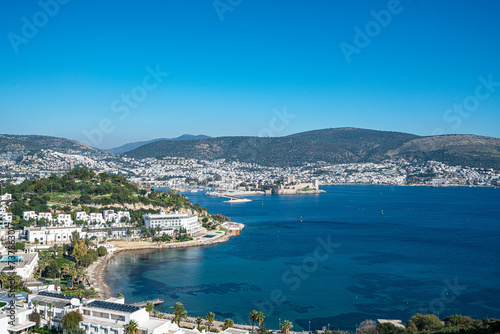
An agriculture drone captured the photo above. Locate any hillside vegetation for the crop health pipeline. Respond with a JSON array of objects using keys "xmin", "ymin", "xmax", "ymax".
[
  {"xmin": 2, "ymin": 168, "xmax": 223, "ymax": 230},
  {"xmin": 125, "ymin": 128, "xmax": 500, "ymax": 169},
  {"xmin": 0, "ymin": 134, "xmax": 100, "ymax": 153}
]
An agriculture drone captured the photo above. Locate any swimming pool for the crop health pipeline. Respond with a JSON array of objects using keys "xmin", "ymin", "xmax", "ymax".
[{"xmin": 0, "ymin": 255, "xmax": 23, "ymax": 263}]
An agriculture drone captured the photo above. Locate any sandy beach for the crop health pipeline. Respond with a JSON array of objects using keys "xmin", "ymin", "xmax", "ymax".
[{"xmin": 87, "ymin": 232, "xmax": 231, "ymax": 299}]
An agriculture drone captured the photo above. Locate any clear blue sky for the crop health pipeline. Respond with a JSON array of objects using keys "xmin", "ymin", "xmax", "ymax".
[{"xmin": 1, "ymin": 0, "xmax": 499, "ymax": 148}]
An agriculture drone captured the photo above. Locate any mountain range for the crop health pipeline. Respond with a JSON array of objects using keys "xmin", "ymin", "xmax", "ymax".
[
  {"xmin": 2, "ymin": 129, "xmax": 499, "ymax": 169},
  {"xmin": 0, "ymin": 134, "xmax": 99, "ymax": 154},
  {"xmin": 124, "ymin": 128, "xmax": 500, "ymax": 169}
]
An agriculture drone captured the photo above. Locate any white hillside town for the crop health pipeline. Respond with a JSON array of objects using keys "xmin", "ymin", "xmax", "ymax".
[{"xmin": 1, "ymin": 148, "xmax": 499, "ymax": 189}]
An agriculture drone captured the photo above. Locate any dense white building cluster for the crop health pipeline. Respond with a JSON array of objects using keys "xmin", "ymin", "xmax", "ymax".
[{"xmin": 1, "ymin": 149, "xmax": 499, "ymax": 191}]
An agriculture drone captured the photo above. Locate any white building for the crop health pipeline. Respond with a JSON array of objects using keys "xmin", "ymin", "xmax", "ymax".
[
  {"xmin": 0, "ymin": 307, "xmax": 35, "ymax": 334},
  {"xmin": 23, "ymin": 211, "xmax": 37, "ymax": 221},
  {"xmin": 116, "ymin": 211, "xmax": 131, "ymax": 223},
  {"xmin": 38, "ymin": 212, "xmax": 53, "ymax": 222},
  {"xmin": 103, "ymin": 210, "xmax": 116, "ymax": 222},
  {"xmin": 25, "ymin": 226, "xmax": 81, "ymax": 245},
  {"xmin": 75, "ymin": 211, "xmax": 89, "ymax": 222},
  {"xmin": 57, "ymin": 214, "xmax": 73, "ymax": 226},
  {"xmin": 0, "ymin": 243, "xmax": 39, "ymax": 279},
  {"xmin": 89, "ymin": 213, "xmax": 104, "ymax": 224},
  {"xmin": 143, "ymin": 211, "xmax": 202, "ymax": 236},
  {"xmin": 0, "ymin": 193, "xmax": 12, "ymax": 203},
  {"xmin": 0, "ymin": 206, "xmax": 12, "ymax": 226}
]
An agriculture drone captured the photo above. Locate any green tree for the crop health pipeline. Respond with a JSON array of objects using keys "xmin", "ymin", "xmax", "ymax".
[
  {"xmin": 196, "ymin": 317, "xmax": 203, "ymax": 330},
  {"xmin": 258, "ymin": 322, "xmax": 270, "ymax": 334},
  {"xmin": 28, "ymin": 311, "xmax": 41, "ymax": 328},
  {"xmin": 170, "ymin": 302, "xmax": 188, "ymax": 326},
  {"xmin": 281, "ymin": 320, "xmax": 293, "ymax": 334},
  {"xmin": 48, "ymin": 302, "xmax": 55, "ymax": 329},
  {"xmin": 256, "ymin": 311, "xmax": 265, "ymax": 326},
  {"xmin": 146, "ymin": 302, "xmax": 154, "ymax": 313},
  {"xmin": 67, "ymin": 328, "xmax": 86, "ymax": 334},
  {"xmin": 97, "ymin": 246, "xmax": 108, "ymax": 256},
  {"xmin": 62, "ymin": 311, "xmax": 84, "ymax": 331},
  {"xmin": 224, "ymin": 319, "xmax": 234, "ymax": 330},
  {"xmin": 444, "ymin": 314, "xmax": 473, "ymax": 327},
  {"xmin": 206, "ymin": 312, "xmax": 215, "ymax": 331},
  {"xmin": 411, "ymin": 314, "xmax": 443, "ymax": 332},
  {"xmin": 377, "ymin": 323, "xmax": 406, "ymax": 334},
  {"xmin": 125, "ymin": 320, "xmax": 139, "ymax": 334},
  {"xmin": 249, "ymin": 310, "xmax": 259, "ymax": 333}
]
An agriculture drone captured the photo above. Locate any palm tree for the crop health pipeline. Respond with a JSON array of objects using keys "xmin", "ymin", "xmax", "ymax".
[
  {"xmin": 206, "ymin": 312, "xmax": 215, "ymax": 331},
  {"xmin": 170, "ymin": 302, "xmax": 188, "ymax": 326},
  {"xmin": 48, "ymin": 302, "xmax": 55, "ymax": 329},
  {"xmin": 125, "ymin": 320, "xmax": 139, "ymax": 334},
  {"xmin": 146, "ymin": 302, "xmax": 154, "ymax": 313},
  {"xmin": 0, "ymin": 272, "xmax": 8, "ymax": 289},
  {"xmin": 281, "ymin": 320, "xmax": 293, "ymax": 334},
  {"xmin": 224, "ymin": 319, "xmax": 234, "ymax": 330},
  {"xmin": 83, "ymin": 288, "xmax": 99, "ymax": 298},
  {"xmin": 196, "ymin": 317, "xmax": 203, "ymax": 330},
  {"xmin": 256, "ymin": 312, "xmax": 265, "ymax": 327},
  {"xmin": 32, "ymin": 299, "xmax": 40, "ymax": 314},
  {"xmin": 249, "ymin": 310, "xmax": 259, "ymax": 332}
]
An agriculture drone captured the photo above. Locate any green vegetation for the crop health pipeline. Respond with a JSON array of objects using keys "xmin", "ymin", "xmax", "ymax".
[
  {"xmin": 0, "ymin": 134, "xmax": 101, "ymax": 154},
  {"xmin": 125, "ymin": 128, "xmax": 500, "ymax": 169},
  {"xmin": 351, "ymin": 315, "xmax": 500, "ymax": 334},
  {"xmin": 61, "ymin": 311, "xmax": 83, "ymax": 330},
  {"xmin": 170, "ymin": 302, "xmax": 188, "ymax": 326},
  {"xmin": 2, "ymin": 168, "xmax": 221, "ymax": 229}
]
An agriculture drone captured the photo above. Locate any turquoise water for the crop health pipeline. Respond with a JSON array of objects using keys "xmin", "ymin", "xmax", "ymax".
[
  {"xmin": 105, "ymin": 185, "xmax": 500, "ymax": 330},
  {"xmin": 0, "ymin": 255, "xmax": 23, "ymax": 262}
]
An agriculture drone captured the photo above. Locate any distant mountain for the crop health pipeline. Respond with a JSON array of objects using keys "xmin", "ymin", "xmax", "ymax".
[
  {"xmin": 0, "ymin": 134, "xmax": 100, "ymax": 154},
  {"xmin": 125, "ymin": 128, "xmax": 500, "ymax": 169},
  {"xmin": 106, "ymin": 134, "xmax": 211, "ymax": 154}
]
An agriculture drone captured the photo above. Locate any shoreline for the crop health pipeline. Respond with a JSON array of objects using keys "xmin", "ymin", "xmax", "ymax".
[{"xmin": 88, "ymin": 232, "xmax": 232, "ymax": 299}]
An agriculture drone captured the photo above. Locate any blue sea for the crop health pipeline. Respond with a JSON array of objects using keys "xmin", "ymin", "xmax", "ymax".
[{"xmin": 105, "ymin": 185, "xmax": 500, "ymax": 331}]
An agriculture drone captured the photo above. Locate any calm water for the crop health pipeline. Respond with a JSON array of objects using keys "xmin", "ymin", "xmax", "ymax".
[{"xmin": 105, "ymin": 185, "xmax": 500, "ymax": 330}]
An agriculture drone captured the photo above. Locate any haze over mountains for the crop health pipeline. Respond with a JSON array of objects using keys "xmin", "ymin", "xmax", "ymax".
[{"xmin": 2, "ymin": 128, "xmax": 500, "ymax": 169}]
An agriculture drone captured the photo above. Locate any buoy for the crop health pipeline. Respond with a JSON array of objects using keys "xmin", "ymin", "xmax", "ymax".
[{"xmin": 300, "ymin": 217, "xmax": 303, "ymax": 223}]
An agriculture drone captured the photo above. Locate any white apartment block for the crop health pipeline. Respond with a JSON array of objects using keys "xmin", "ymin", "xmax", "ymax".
[
  {"xmin": 0, "ymin": 206, "xmax": 12, "ymax": 226},
  {"xmin": 117, "ymin": 211, "xmax": 131, "ymax": 222},
  {"xmin": 103, "ymin": 209, "xmax": 116, "ymax": 222},
  {"xmin": 25, "ymin": 226, "xmax": 81, "ymax": 244},
  {"xmin": 38, "ymin": 212, "xmax": 53, "ymax": 222},
  {"xmin": 0, "ymin": 193, "xmax": 12, "ymax": 202},
  {"xmin": 57, "ymin": 213, "xmax": 73, "ymax": 226},
  {"xmin": 75, "ymin": 211, "xmax": 89, "ymax": 221},
  {"xmin": 0, "ymin": 307, "xmax": 34, "ymax": 334},
  {"xmin": 143, "ymin": 211, "xmax": 202, "ymax": 236},
  {"xmin": 23, "ymin": 211, "xmax": 37, "ymax": 221},
  {"xmin": 89, "ymin": 212, "xmax": 104, "ymax": 224}
]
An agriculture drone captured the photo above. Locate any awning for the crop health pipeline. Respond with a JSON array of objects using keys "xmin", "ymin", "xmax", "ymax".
[{"xmin": 8, "ymin": 321, "xmax": 37, "ymax": 332}]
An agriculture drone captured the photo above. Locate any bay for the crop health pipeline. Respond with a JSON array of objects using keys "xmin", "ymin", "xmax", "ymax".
[{"xmin": 105, "ymin": 185, "xmax": 500, "ymax": 331}]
